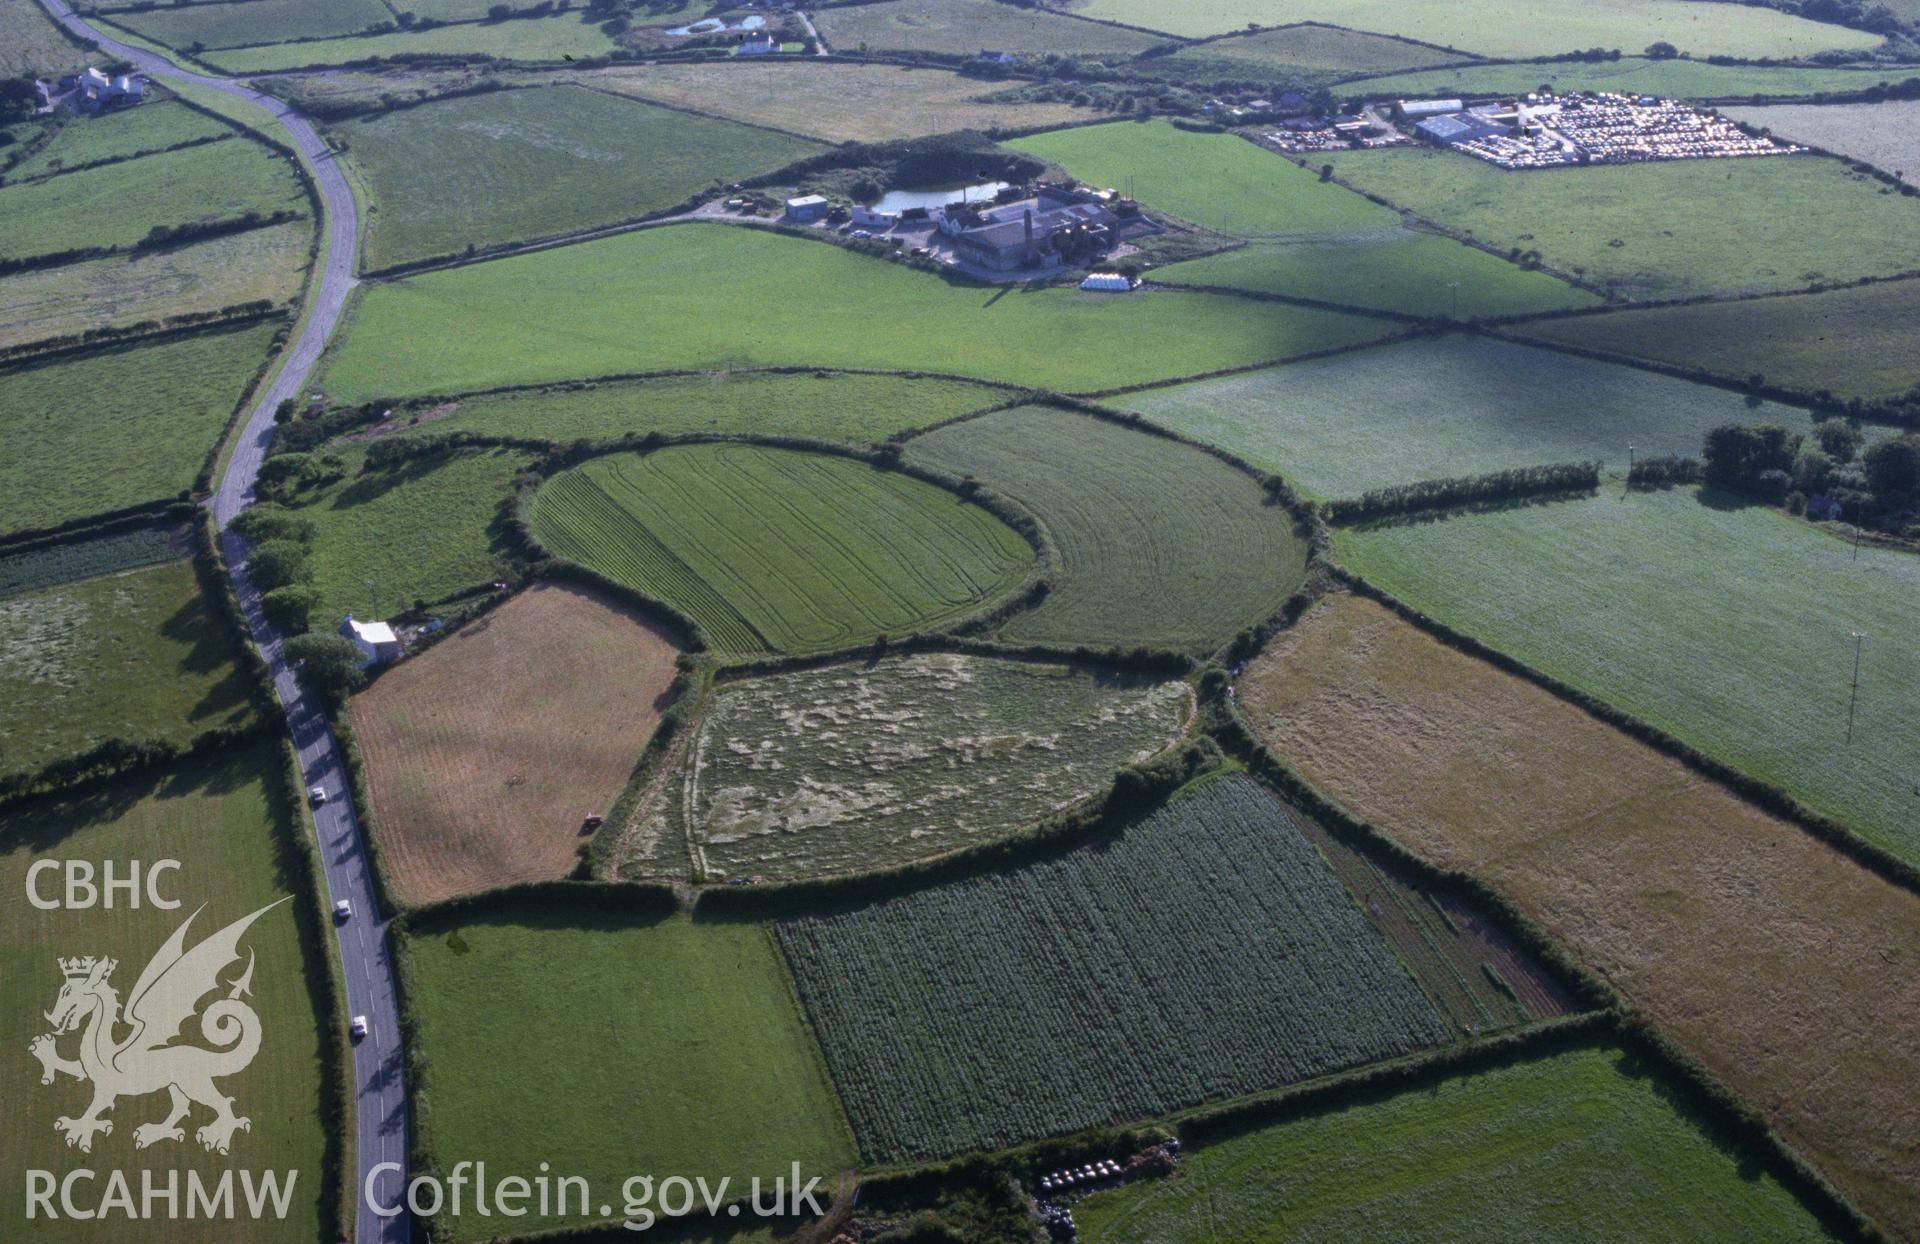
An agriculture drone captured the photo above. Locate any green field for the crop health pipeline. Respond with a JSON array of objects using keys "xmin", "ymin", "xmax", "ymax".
[
  {"xmin": 111, "ymin": 0, "xmax": 392, "ymax": 51},
  {"xmin": 1335, "ymin": 486, "xmax": 1920, "ymax": 866},
  {"xmin": 1075, "ymin": 1045, "xmax": 1837, "ymax": 1243},
  {"xmin": 1144, "ymin": 24, "xmax": 1470, "ymax": 86},
  {"xmin": 0, "ymin": 319, "xmax": 281, "ymax": 536},
  {"xmin": 629, "ymin": 653, "xmax": 1190, "ymax": 880},
  {"xmin": 1729, "ymin": 99, "xmax": 1920, "ymax": 181},
  {"xmin": 1120, "ymin": 336, "xmax": 1830, "ymax": 499},
  {"xmin": 0, "ymin": 0, "xmax": 89, "ymax": 77},
  {"xmin": 1318, "ymin": 146, "xmax": 1920, "ymax": 300},
  {"xmin": 527, "ymin": 444, "xmax": 1034, "ymax": 653},
  {"xmin": 1069, "ymin": 0, "xmax": 1880, "ymax": 58},
  {"xmin": 1008, "ymin": 121, "xmax": 1595, "ymax": 317},
  {"xmin": 318, "ymin": 224, "xmax": 1395, "ymax": 402},
  {"xmin": 0, "ymin": 137, "xmax": 306, "ymax": 262},
  {"xmin": 0, "ymin": 745, "xmax": 331, "ymax": 1244},
  {"xmin": 178, "ymin": 12, "xmax": 619, "ymax": 72},
  {"xmin": 1347, "ymin": 57, "xmax": 1920, "ymax": 103},
  {"xmin": 778, "ymin": 775, "xmax": 1451, "ymax": 1162},
  {"xmin": 812, "ymin": 0, "xmax": 1162, "ymax": 56},
  {"xmin": 909, "ymin": 407, "xmax": 1309, "ymax": 651},
  {"xmin": 285, "ymin": 445, "xmax": 526, "ymax": 627},
  {"xmin": 1515, "ymin": 280, "xmax": 1920, "ymax": 401},
  {"xmin": 405, "ymin": 909, "xmax": 855, "ymax": 1242},
  {"xmin": 0, "ymin": 557, "xmax": 257, "ymax": 775},
  {"xmin": 341, "ymin": 84, "xmax": 823, "ymax": 271},
  {"xmin": 0, "ymin": 220, "xmax": 309, "ymax": 348},
  {"xmin": 5, "ymin": 102, "xmax": 233, "ymax": 181},
  {"xmin": 0, "ymin": 523, "xmax": 180, "ymax": 597},
  {"xmin": 373, "ymin": 372, "xmax": 1009, "ymax": 448}
]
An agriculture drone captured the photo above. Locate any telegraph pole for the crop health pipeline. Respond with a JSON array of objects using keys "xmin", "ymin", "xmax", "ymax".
[
  {"xmin": 1846, "ymin": 630, "xmax": 1867, "ymax": 745},
  {"xmin": 1447, "ymin": 279, "xmax": 1460, "ymax": 320}
]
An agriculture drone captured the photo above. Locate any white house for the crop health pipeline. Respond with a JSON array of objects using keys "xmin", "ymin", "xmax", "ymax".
[
  {"xmin": 737, "ymin": 31, "xmax": 779, "ymax": 54},
  {"xmin": 783, "ymin": 194, "xmax": 829, "ymax": 223},
  {"xmin": 339, "ymin": 616, "xmax": 403, "ymax": 667},
  {"xmin": 850, "ymin": 204, "xmax": 898, "ymax": 229}
]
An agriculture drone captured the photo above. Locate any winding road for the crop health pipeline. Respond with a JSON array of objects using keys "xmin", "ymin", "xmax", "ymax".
[{"xmin": 32, "ymin": 4, "xmax": 407, "ymax": 1240}]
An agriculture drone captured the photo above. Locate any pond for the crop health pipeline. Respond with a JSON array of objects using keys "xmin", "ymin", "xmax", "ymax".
[
  {"xmin": 664, "ymin": 13, "xmax": 766, "ymax": 35},
  {"xmin": 871, "ymin": 181, "xmax": 1012, "ymax": 214}
]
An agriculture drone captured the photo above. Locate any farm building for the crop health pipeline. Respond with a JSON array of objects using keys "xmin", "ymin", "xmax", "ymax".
[
  {"xmin": 975, "ymin": 50, "xmax": 1017, "ymax": 65},
  {"xmin": 736, "ymin": 32, "xmax": 780, "ymax": 55},
  {"xmin": 1415, "ymin": 113, "xmax": 1512, "ymax": 147},
  {"xmin": 58, "ymin": 67, "xmax": 145, "ymax": 113},
  {"xmin": 1398, "ymin": 98, "xmax": 1464, "ymax": 120},
  {"xmin": 783, "ymin": 194, "xmax": 829, "ymax": 223},
  {"xmin": 950, "ymin": 203, "xmax": 1121, "ymax": 272},
  {"xmin": 851, "ymin": 204, "xmax": 899, "ymax": 229},
  {"xmin": 340, "ymin": 616, "xmax": 403, "ymax": 667}
]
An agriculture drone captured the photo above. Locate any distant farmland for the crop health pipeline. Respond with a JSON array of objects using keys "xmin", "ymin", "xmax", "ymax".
[
  {"xmin": 1334, "ymin": 487, "xmax": 1920, "ymax": 867},
  {"xmin": 1728, "ymin": 99, "xmax": 1920, "ymax": 183},
  {"xmin": 909, "ymin": 407, "xmax": 1309, "ymax": 652},
  {"xmin": 628, "ymin": 653, "xmax": 1190, "ymax": 880},
  {"xmin": 1515, "ymin": 280, "xmax": 1920, "ymax": 401},
  {"xmin": 0, "ymin": 319, "xmax": 282, "ymax": 536},
  {"xmin": 778, "ymin": 775, "xmax": 1451, "ymax": 1162},
  {"xmin": 1007, "ymin": 121, "xmax": 1593, "ymax": 318},
  {"xmin": 812, "ymin": 0, "xmax": 1162, "ymax": 56},
  {"xmin": 352, "ymin": 582, "xmax": 681, "ymax": 905},
  {"xmin": 1067, "ymin": 0, "xmax": 1879, "ymax": 57},
  {"xmin": 317, "ymin": 224, "xmax": 1397, "ymax": 402},
  {"xmin": 1318, "ymin": 146, "xmax": 1920, "ymax": 300},
  {"xmin": 1120, "ymin": 336, "xmax": 1830, "ymax": 499},
  {"xmin": 164, "ymin": 13, "xmax": 620, "ymax": 73},
  {"xmin": 108, "ymin": 0, "xmax": 393, "ymax": 52},
  {"xmin": 1347, "ymin": 56, "xmax": 1918, "ymax": 102},
  {"xmin": 1145, "ymin": 24, "xmax": 1471, "ymax": 87},
  {"xmin": 1076, "ymin": 1044, "xmax": 1839, "ymax": 1243},
  {"xmin": 340, "ymin": 85, "xmax": 823, "ymax": 271},
  {"xmin": 527, "ymin": 444, "xmax": 1034, "ymax": 654},
  {"xmin": 0, "ymin": 556, "xmax": 256, "ymax": 776},
  {"xmin": 1243, "ymin": 591, "xmax": 1920, "ymax": 1237}
]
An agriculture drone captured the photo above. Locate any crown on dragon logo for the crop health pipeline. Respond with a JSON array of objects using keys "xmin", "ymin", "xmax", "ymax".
[{"xmin": 59, "ymin": 956, "xmax": 115, "ymax": 980}]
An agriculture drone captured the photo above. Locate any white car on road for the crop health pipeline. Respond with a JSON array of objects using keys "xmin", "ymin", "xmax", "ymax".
[
  {"xmin": 350, "ymin": 1015, "xmax": 369, "ymax": 1041},
  {"xmin": 308, "ymin": 785, "xmax": 327, "ymax": 806},
  {"xmin": 333, "ymin": 899, "xmax": 352, "ymax": 921}
]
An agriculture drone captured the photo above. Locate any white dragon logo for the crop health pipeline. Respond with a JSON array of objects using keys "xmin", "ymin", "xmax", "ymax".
[{"xmin": 28, "ymin": 899, "xmax": 287, "ymax": 1156}]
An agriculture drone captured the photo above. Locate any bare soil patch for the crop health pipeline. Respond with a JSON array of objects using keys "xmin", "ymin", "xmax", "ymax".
[
  {"xmin": 1242, "ymin": 591, "xmax": 1920, "ymax": 1238},
  {"xmin": 352, "ymin": 581, "xmax": 681, "ymax": 905}
]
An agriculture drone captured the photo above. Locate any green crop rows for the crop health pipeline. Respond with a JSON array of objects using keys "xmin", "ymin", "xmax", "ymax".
[
  {"xmin": 910, "ymin": 407, "xmax": 1309, "ymax": 652},
  {"xmin": 528, "ymin": 444, "xmax": 1034, "ymax": 654},
  {"xmin": 0, "ymin": 524, "xmax": 181, "ymax": 597},
  {"xmin": 629, "ymin": 653, "xmax": 1190, "ymax": 880},
  {"xmin": 777, "ymin": 775, "xmax": 1452, "ymax": 1162}
]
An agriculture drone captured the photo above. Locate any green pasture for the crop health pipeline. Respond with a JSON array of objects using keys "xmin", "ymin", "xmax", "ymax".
[
  {"xmin": 1729, "ymin": 99, "xmax": 1920, "ymax": 181},
  {"xmin": 1069, "ymin": 0, "xmax": 1880, "ymax": 58},
  {"xmin": 1008, "ymin": 121, "xmax": 1593, "ymax": 317},
  {"xmin": 1336, "ymin": 486, "xmax": 1920, "ymax": 866},
  {"xmin": 0, "ymin": 0, "xmax": 89, "ymax": 76},
  {"xmin": 376, "ymin": 372, "xmax": 1008, "ymax": 447},
  {"xmin": 111, "ymin": 0, "xmax": 392, "ymax": 52},
  {"xmin": 178, "ymin": 12, "xmax": 619, "ymax": 72},
  {"xmin": 1120, "ymin": 336, "xmax": 1829, "ymax": 498},
  {"xmin": 0, "ymin": 557, "xmax": 257, "ymax": 775},
  {"xmin": 779, "ymin": 775, "xmax": 1450, "ymax": 1162},
  {"xmin": 341, "ymin": 84, "xmax": 823, "ymax": 272},
  {"xmin": 405, "ymin": 910, "xmax": 854, "ymax": 1242},
  {"xmin": 811, "ymin": 0, "xmax": 1162, "ymax": 56},
  {"xmin": 527, "ymin": 443, "xmax": 1033, "ymax": 653},
  {"xmin": 5, "ymin": 102, "xmax": 232, "ymax": 181},
  {"xmin": 0, "ymin": 745, "xmax": 331, "ymax": 1244},
  {"xmin": 287, "ymin": 446, "xmax": 527, "ymax": 628},
  {"xmin": 1076, "ymin": 1044, "xmax": 1837, "ymax": 1243},
  {"xmin": 317, "ymin": 224, "xmax": 1395, "ymax": 402},
  {"xmin": 1347, "ymin": 57, "xmax": 1920, "ymax": 103},
  {"xmin": 1318, "ymin": 146, "xmax": 1920, "ymax": 300},
  {"xmin": 1145, "ymin": 24, "xmax": 1469, "ymax": 86},
  {"xmin": 909, "ymin": 406, "xmax": 1309, "ymax": 652},
  {"xmin": 0, "ymin": 319, "xmax": 282, "ymax": 536},
  {"xmin": 1515, "ymin": 280, "xmax": 1920, "ymax": 401},
  {"xmin": 0, "ymin": 136, "xmax": 306, "ymax": 262}
]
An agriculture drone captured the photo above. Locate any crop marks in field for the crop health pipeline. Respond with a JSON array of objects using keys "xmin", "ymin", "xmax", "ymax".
[
  {"xmin": 527, "ymin": 444, "xmax": 1034, "ymax": 655},
  {"xmin": 909, "ymin": 407, "xmax": 1308, "ymax": 652},
  {"xmin": 353, "ymin": 582, "xmax": 682, "ymax": 905},
  {"xmin": 0, "ymin": 522, "xmax": 183, "ymax": 597},
  {"xmin": 625, "ymin": 652, "xmax": 1190, "ymax": 880},
  {"xmin": 777, "ymin": 774, "xmax": 1451, "ymax": 1162}
]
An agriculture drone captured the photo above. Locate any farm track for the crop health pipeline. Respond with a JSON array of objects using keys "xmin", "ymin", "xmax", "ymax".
[{"xmin": 31, "ymin": 2, "xmax": 406, "ymax": 1240}]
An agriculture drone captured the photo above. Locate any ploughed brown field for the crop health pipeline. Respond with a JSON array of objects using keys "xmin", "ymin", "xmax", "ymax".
[
  {"xmin": 352, "ymin": 582, "xmax": 681, "ymax": 905},
  {"xmin": 1242, "ymin": 591, "xmax": 1920, "ymax": 1238}
]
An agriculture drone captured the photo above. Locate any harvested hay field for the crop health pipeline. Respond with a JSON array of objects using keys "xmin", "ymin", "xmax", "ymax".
[
  {"xmin": 352, "ymin": 582, "xmax": 681, "ymax": 905},
  {"xmin": 623, "ymin": 652, "xmax": 1192, "ymax": 880},
  {"xmin": 1240, "ymin": 591, "xmax": 1920, "ymax": 1238}
]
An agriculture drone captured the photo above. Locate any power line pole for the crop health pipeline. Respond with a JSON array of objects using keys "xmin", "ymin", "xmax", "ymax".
[
  {"xmin": 1846, "ymin": 630, "xmax": 1867, "ymax": 745},
  {"xmin": 1447, "ymin": 279, "xmax": 1460, "ymax": 320}
]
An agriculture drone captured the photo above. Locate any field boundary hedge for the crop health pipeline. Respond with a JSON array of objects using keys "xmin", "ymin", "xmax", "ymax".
[
  {"xmin": 1325, "ymin": 568, "xmax": 1920, "ymax": 898},
  {"xmin": 0, "ymin": 302, "xmax": 288, "ymax": 369},
  {"xmin": 1323, "ymin": 460, "xmax": 1601, "ymax": 524},
  {"xmin": 0, "ymin": 130, "xmax": 234, "ymax": 189},
  {"xmin": 0, "ymin": 499, "xmax": 195, "ymax": 557}
]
